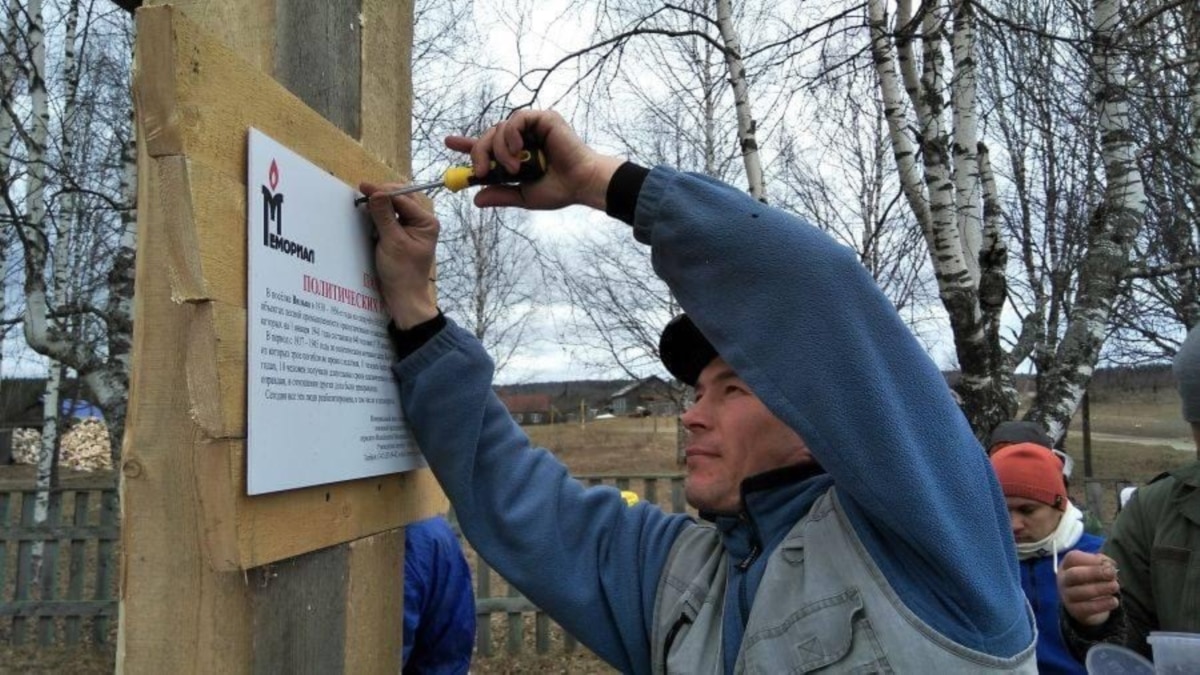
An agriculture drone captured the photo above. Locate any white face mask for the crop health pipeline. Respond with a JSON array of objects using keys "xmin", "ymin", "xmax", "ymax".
[{"xmin": 1015, "ymin": 502, "xmax": 1084, "ymax": 572}]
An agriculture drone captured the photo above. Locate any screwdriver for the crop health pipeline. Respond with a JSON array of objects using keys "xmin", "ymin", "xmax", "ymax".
[{"xmin": 354, "ymin": 133, "xmax": 547, "ymax": 205}]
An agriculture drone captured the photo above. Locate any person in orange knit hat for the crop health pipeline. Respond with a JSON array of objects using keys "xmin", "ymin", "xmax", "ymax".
[{"xmin": 991, "ymin": 443, "xmax": 1104, "ymax": 675}]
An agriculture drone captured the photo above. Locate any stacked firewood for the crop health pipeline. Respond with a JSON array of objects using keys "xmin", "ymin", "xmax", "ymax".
[{"xmin": 10, "ymin": 418, "xmax": 113, "ymax": 472}]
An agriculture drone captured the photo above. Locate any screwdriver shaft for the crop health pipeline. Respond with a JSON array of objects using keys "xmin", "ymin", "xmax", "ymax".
[{"xmin": 353, "ymin": 179, "xmax": 445, "ymax": 205}]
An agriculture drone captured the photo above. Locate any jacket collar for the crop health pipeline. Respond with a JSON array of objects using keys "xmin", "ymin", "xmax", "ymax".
[{"xmin": 701, "ymin": 463, "xmax": 833, "ymax": 563}]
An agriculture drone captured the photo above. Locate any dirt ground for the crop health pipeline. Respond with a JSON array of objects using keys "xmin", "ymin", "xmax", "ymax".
[{"xmin": 0, "ymin": 388, "xmax": 1193, "ymax": 672}]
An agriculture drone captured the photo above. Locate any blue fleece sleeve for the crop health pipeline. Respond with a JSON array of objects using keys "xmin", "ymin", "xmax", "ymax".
[
  {"xmin": 393, "ymin": 324, "xmax": 691, "ymax": 675},
  {"xmin": 636, "ymin": 167, "xmax": 1033, "ymax": 657}
]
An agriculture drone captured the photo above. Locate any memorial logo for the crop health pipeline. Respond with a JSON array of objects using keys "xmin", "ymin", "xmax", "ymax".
[{"xmin": 261, "ymin": 159, "xmax": 316, "ymax": 264}]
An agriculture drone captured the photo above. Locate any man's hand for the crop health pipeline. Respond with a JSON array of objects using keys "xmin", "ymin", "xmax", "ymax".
[
  {"xmin": 357, "ymin": 184, "xmax": 439, "ymax": 330},
  {"xmin": 1058, "ymin": 550, "xmax": 1122, "ymax": 626},
  {"xmin": 445, "ymin": 110, "xmax": 624, "ymax": 212}
]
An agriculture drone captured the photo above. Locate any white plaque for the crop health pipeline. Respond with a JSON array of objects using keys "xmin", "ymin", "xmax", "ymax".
[{"xmin": 246, "ymin": 128, "xmax": 423, "ymax": 494}]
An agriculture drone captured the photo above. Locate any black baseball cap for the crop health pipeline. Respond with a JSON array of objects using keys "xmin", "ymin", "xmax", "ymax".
[
  {"xmin": 659, "ymin": 314, "xmax": 718, "ymax": 386},
  {"xmin": 988, "ymin": 421, "xmax": 1053, "ymax": 451}
]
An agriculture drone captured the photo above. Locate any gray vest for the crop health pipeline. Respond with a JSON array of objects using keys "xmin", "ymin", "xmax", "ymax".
[{"xmin": 650, "ymin": 488, "xmax": 1037, "ymax": 674}]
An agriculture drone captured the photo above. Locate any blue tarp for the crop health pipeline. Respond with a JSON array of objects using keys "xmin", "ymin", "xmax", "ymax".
[{"xmin": 60, "ymin": 398, "xmax": 104, "ymax": 421}]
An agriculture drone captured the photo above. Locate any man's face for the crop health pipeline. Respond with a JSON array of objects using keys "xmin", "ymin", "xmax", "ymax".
[
  {"xmin": 680, "ymin": 358, "xmax": 812, "ymax": 513},
  {"xmin": 1004, "ymin": 496, "xmax": 1062, "ymax": 543}
]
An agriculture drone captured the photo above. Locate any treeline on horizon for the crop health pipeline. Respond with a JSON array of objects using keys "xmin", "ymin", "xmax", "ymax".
[{"xmin": 0, "ymin": 362, "xmax": 1177, "ymax": 426}]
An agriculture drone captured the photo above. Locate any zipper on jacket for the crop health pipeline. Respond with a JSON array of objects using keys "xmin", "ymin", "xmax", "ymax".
[
  {"xmin": 737, "ymin": 545, "xmax": 760, "ymax": 571},
  {"xmin": 662, "ymin": 614, "xmax": 693, "ymax": 674},
  {"xmin": 737, "ymin": 544, "xmax": 760, "ymax": 624}
]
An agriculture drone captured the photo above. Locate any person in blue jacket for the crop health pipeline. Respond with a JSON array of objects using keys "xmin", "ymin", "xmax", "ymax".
[
  {"xmin": 359, "ymin": 110, "xmax": 1036, "ymax": 673},
  {"xmin": 990, "ymin": 442, "xmax": 1104, "ymax": 674},
  {"xmin": 403, "ymin": 516, "xmax": 475, "ymax": 674}
]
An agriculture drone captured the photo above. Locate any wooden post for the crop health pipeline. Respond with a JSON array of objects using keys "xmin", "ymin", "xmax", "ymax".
[{"xmin": 119, "ymin": 5, "xmax": 442, "ymax": 673}]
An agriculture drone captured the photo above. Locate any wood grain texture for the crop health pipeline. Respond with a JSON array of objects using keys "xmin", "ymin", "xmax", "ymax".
[
  {"xmin": 135, "ymin": 6, "xmax": 388, "ymax": 184},
  {"xmin": 122, "ymin": 6, "xmax": 435, "ymax": 672},
  {"xmin": 361, "ymin": 0, "xmax": 413, "ymax": 175},
  {"xmin": 343, "ymin": 529, "xmax": 405, "ymax": 672},
  {"xmin": 276, "ymin": 0, "xmax": 361, "ymax": 137},
  {"xmin": 250, "ymin": 547, "xmax": 350, "ymax": 674},
  {"xmin": 144, "ymin": 0, "xmax": 275, "ymax": 76},
  {"xmin": 128, "ymin": 1, "xmax": 444, "ymax": 563},
  {"xmin": 117, "ymin": 133, "xmax": 254, "ymax": 675}
]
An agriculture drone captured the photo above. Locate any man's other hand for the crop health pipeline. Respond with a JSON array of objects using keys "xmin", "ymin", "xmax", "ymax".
[
  {"xmin": 1058, "ymin": 550, "xmax": 1121, "ymax": 626},
  {"xmin": 357, "ymin": 185, "xmax": 439, "ymax": 330}
]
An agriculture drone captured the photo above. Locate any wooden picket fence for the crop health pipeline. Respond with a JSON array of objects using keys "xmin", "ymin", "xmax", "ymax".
[
  {"xmin": 0, "ymin": 471, "xmax": 1134, "ymax": 656},
  {"xmin": 0, "ymin": 480, "xmax": 119, "ymax": 646}
]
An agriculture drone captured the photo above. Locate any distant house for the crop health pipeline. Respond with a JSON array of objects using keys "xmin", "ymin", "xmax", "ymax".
[
  {"xmin": 609, "ymin": 376, "xmax": 675, "ymax": 417},
  {"xmin": 499, "ymin": 393, "xmax": 554, "ymax": 425}
]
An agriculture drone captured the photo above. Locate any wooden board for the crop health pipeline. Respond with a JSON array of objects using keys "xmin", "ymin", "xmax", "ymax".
[
  {"xmin": 125, "ymin": 4, "xmax": 444, "ymax": 573},
  {"xmin": 120, "ymin": 6, "xmax": 435, "ymax": 671}
]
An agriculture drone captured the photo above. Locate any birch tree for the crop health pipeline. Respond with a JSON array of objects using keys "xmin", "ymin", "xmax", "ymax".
[
  {"xmin": 2, "ymin": 1, "xmax": 136, "ymax": 460},
  {"xmin": 868, "ymin": 0, "xmax": 1017, "ymax": 436},
  {"xmin": 866, "ymin": 0, "xmax": 1166, "ymax": 440},
  {"xmin": 1023, "ymin": 0, "xmax": 1148, "ymax": 438}
]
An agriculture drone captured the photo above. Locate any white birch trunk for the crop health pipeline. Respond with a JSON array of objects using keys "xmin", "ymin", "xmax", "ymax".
[
  {"xmin": 25, "ymin": 0, "xmax": 52, "ymax": 574},
  {"xmin": 869, "ymin": 0, "xmax": 1014, "ymax": 436},
  {"xmin": 56, "ymin": 0, "xmax": 81, "ymax": 304},
  {"xmin": 1031, "ymin": 0, "xmax": 1147, "ymax": 440},
  {"xmin": 868, "ymin": 0, "xmax": 934, "ymax": 237},
  {"xmin": 703, "ymin": 47, "xmax": 718, "ymax": 177},
  {"xmin": 918, "ymin": 5, "xmax": 972, "ymax": 298},
  {"xmin": 715, "ymin": 0, "xmax": 766, "ymax": 201},
  {"xmin": 950, "ymin": 0, "xmax": 981, "ymax": 285},
  {"xmin": 32, "ymin": 365, "xmax": 60, "ymax": 570},
  {"xmin": 976, "ymin": 142, "xmax": 1005, "ymax": 324}
]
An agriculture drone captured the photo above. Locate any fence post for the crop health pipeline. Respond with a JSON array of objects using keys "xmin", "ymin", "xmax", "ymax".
[
  {"xmin": 506, "ymin": 583, "xmax": 523, "ymax": 655},
  {"xmin": 0, "ymin": 490, "xmax": 10, "ymax": 613},
  {"xmin": 644, "ymin": 478, "xmax": 658, "ymax": 508},
  {"xmin": 535, "ymin": 612, "xmax": 550, "ymax": 654},
  {"xmin": 92, "ymin": 488, "xmax": 117, "ymax": 644},
  {"xmin": 13, "ymin": 491, "xmax": 35, "ymax": 644},
  {"xmin": 37, "ymin": 490, "xmax": 64, "ymax": 645},
  {"xmin": 476, "ymin": 560, "xmax": 492, "ymax": 657},
  {"xmin": 65, "ymin": 490, "xmax": 91, "ymax": 646}
]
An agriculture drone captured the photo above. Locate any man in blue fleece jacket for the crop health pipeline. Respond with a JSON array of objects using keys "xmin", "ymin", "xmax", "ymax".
[{"xmin": 359, "ymin": 110, "xmax": 1035, "ymax": 673}]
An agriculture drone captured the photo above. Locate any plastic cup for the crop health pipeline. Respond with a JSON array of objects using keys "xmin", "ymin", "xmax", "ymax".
[
  {"xmin": 1086, "ymin": 643, "xmax": 1154, "ymax": 675},
  {"xmin": 1147, "ymin": 632, "xmax": 1200, "ymax": 675}
]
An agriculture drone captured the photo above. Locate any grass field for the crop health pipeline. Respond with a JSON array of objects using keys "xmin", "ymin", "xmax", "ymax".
[{"xmin": 0, "ymin": 387, "xmax": 1193, "ymax": 673}]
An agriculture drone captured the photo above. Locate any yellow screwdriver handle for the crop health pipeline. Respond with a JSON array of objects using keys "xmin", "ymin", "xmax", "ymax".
[
  {"xmin": 443, "ymin": 133, "xmax": 547, "ymax": 193},
  {"xmin": 443, "ymin": 166, "xmax": 476, "ymax": 192}
]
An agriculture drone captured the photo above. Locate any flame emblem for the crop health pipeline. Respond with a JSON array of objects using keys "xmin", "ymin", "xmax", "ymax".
[{"xmin": 268, "ymin": 160, "xmax": 279, "ymax": 191}]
